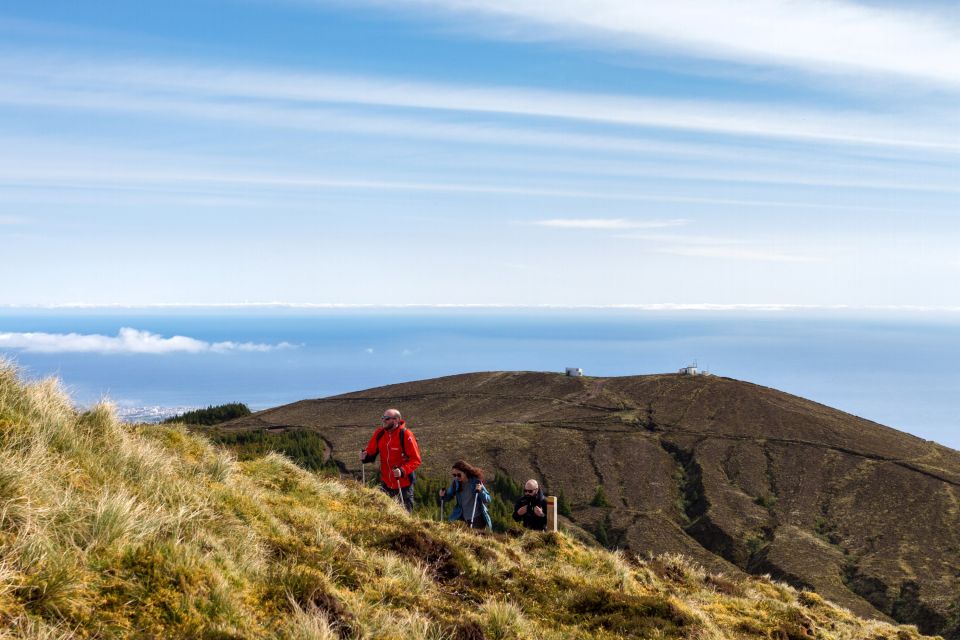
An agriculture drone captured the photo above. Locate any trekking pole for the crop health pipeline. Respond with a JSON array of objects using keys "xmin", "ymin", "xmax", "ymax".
[
  {"xmin": 469, "ymin": 482, "xmax": 480, "ymax": 529},
  {"xmin": 393, "ymin": 469, "xmax": 406, "ymax": 511}
]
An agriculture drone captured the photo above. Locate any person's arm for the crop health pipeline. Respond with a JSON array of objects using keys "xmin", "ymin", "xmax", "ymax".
[
  {"xmin": 512, "ymin": 496, "xmax": 527, "ymax": 522},
  {"xmin": 398, "ymin": 429, "xmax": 422, "ymax": 478},
  {"xmin": 361, "ymin": 429, "xmax": 381, "ymax": 463},
  {"xmin": 533, "ymin": 496, "xmax": 548, "ymax": 526},
  {"xmin": 440, "ymin": 480, "xmax": 459, "ymax": 502},
  {"xmin": 478, "ymin": 483, "xmax": 492, "ymax": 505}
]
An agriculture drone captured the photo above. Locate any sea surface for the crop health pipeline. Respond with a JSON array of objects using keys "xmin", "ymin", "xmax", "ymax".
[{"xmin": 1, "ymin": 309, "xmax": 957, "ymax": 451}]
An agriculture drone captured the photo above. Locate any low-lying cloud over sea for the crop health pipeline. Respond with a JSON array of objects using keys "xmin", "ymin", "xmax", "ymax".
[
  {"xmin": 0, "ymin": 326, "xmax": 296, "ymax": 354},
  {"xmin": 0, "ymin": 309, "xmax": 957, "ymax": 450}
]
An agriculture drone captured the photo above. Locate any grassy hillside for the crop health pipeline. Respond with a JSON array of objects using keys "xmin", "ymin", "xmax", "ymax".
[
  {"xmin": 220, "ymin": 370, "xmax": 960, "ymax": 636},
  {"xmin": 0, "ymin": 365, "xmax": 940, "ymax": 639}
]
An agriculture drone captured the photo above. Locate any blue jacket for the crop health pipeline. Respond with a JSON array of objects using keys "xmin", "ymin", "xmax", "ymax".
[{"xmin": 442, "ymin": 477, "xmax": 492, "ymax": 529}]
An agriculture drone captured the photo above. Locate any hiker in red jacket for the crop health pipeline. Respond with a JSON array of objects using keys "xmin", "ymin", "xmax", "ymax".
[{"xmin": 359, "ymin": 408, "xmax": 422, "ymax": 512}]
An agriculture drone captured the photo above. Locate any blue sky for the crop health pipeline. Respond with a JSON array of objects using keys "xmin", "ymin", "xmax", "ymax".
[{"xmin": 0, "ymin": 0, "xmax": 957, "ymax": 307}]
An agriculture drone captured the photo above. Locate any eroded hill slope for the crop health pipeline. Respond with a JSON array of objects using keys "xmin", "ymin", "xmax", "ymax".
[{"xmin": 223, "ymin": 371, "xmax": 960, "ymax": 638}]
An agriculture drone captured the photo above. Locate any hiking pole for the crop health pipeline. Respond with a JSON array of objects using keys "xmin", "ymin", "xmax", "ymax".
[
  {"xmin": 393, "ymin": 469, "xmax": 406, "ymax": 511},
  {"xmin": 469, "ymin": 484, "xmax": 480, "ymax": 529}
]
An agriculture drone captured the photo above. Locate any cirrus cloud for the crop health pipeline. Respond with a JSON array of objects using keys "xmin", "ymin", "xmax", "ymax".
[
  {"xmin": 0, "ymin": 327, "xmax": 297, "ymax": 354},
  {"xmin": 533, "ymin": 218, "xmax": 689, "ymax": 230},
  {"xmin": 350, "ymin": 0, "xmax": 960, "ymax": 89}
]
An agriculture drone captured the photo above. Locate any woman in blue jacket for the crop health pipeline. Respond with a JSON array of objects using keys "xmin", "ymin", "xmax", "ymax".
[{"xmin": 439, "ymin": 460, "xmax": 491, "ymax": 529}]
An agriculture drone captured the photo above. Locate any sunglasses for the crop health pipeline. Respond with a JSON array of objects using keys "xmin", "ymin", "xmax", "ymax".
[
  {"xmin": 451, "ymin": 472, "xmax": 463, "ymax": 478},
  {"xmin": 524, "ymin": 489, "xmax": 537, "ymax": 494},
  {"xmin": 381, "ymin": 416, "xmax": 398, "ymax": 421}
]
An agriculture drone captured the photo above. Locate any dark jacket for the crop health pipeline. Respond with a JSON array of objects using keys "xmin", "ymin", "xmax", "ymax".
[{"xmin": 512, "ymin": 489, "xmax": 548, "ymax": 530}]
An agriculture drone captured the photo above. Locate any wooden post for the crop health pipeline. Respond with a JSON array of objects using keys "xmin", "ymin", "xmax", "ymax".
[{"xmin": 545, "ymin": 496, "xmax": 558, "ymax": 533}]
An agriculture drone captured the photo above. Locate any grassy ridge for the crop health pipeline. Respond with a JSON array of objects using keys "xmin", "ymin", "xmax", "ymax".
[{"xmin": 0, "ymin": 365, "xmax": 940, "ymax": 639}]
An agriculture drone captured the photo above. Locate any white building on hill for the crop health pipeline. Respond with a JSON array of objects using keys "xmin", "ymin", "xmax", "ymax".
[{"xmin": 679, "ymin": 363, "xmax": 711, "ymax": 376}]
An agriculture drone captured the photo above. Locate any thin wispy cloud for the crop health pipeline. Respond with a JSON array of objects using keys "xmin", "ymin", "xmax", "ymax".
[
  {"xmin": 533, "ymin": 218, "xmax": 688, "ymax": 230},
  {"xmin": 0, "ymin": 166, "xmax": 730, "ymax": 202},
  {"xmin": 538, "ymin": 218, "xmax": 819, "ymax": 261},
  {"xmin": 617, "ymin": 232, "xmax": 819, "ymax": 262},
  {"xmin": 355, "ymin": 0, "xmax": 960, "ymax": 88},
  {"xmin": 0, "ymin": 54, "xmax": 956, "ymax": 150},
  {"xmin": 0, "ymin": 174, "xmax": 932, "ymax": 213},
  {"xmin": 0, "ymin": 328, "xmax": 297, "ymax": 354},
  {"xmin": 655, "ymin": 245, "xmax": 816, "ymax": 263},
  {"xmin": 2, "ymin": 142, "xmax": 954, "ymax": 206}
]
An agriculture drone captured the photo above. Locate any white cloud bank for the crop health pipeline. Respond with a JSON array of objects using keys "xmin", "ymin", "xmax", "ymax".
[{"xmin": 0, "ymin": 327, "xmax": 296, "ymax": 354}]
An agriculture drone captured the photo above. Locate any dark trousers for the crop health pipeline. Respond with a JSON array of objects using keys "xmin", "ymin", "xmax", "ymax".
[{"xmin": 382, "ymin": 483, "xmax": 414, "ymax": 512}]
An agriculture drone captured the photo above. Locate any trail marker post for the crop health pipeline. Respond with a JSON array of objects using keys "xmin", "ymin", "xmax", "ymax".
[{"xmin": 546, "ymin": 496, "xmax": 558, "ymax": 533}]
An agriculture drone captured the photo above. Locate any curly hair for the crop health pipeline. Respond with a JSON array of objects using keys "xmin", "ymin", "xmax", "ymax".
[{"xmin": 451, "ymin": 460, "xmax": 485, "ymax": 482}]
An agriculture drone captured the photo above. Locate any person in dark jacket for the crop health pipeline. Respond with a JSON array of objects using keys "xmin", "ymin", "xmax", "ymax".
[
  {"xmin": 359, "ymin": 408, "xmax": 421, "ymax": 512},
  {"xmin": 439, "ymin": 460, "xmax": 492, "ymax": 529},
  {"xmin": 512, "ymin": 479, "xmax": 547, "ymax": 531}
]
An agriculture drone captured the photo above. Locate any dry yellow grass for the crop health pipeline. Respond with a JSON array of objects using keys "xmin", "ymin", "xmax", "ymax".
[{"xmin": 0, "ymin": 363, "xmax": 942, "ymax": 639}]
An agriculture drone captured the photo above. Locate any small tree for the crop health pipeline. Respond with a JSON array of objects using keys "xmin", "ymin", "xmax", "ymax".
[
  {"xmin": 558, "ymin": 490, "xmax": 573, "ymax": 517},
  {"xmin": 594, "ymin": 517, "xmax": 610, "ymax": 547},
  {"xmin": 590, "ymin": 485, "xmax": 610, "ymax": 507},
  {"xmin": 490, "ymin": 473, "xmax": 522, "ymax": 502},
  {"xmin": 488, "ymin": 473, "xmax": 523, "ymax": 533}
]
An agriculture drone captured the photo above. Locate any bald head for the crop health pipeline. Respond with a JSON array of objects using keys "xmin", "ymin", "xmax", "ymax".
[
  {"xmin": 524, "ymin": 479, "xmax": 539, "ymax": 492},
  {"xmin": 381, "ymin": 408, "xmax": 402, "ymax": 428}
]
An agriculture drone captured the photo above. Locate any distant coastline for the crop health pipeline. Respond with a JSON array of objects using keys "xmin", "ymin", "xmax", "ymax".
[{"xmin": 2, "ymin": 310, "xmax": 958, "ymax": 451}]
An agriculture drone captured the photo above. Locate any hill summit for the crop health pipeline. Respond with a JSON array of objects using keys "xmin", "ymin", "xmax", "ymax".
[
  {"xmin": 0, "ymin": 364, "xmax": 946, "ymax": 638},
  {"xmin": 222, "ymin": 371, "xmax": 960, "ymax": 639}
]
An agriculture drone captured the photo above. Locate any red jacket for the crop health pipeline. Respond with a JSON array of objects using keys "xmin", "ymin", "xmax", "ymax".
[{"xmin": 362, "ymin": 420, "xmax": 422, "ymax": 489}]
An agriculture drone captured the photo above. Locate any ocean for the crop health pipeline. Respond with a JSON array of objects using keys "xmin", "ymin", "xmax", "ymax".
[{"xmin": 0, "ymin": 309, "xmax": 957, "ymax": 451}]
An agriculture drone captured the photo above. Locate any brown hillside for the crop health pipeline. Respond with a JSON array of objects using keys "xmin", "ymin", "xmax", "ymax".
[{"xmin": 221, "ymin": 371, "xmax": 960, "ymax": 639}]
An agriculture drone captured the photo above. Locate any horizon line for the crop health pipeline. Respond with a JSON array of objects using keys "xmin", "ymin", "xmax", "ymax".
[{"xmin": 2, "ymin": 302, "xmax": 960, "ymax": 313}]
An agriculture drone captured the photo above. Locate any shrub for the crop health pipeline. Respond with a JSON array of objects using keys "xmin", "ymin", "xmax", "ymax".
[
  {"xmin": 590, "ymin": 486, "xmax": 610, "ymax": 508},
  {"xmin": 754, "ymin": 494, "xmax": 777, "ymax": 509},
  {"xmin": 594, "ymin": 516, "xmax": 611, "ymax": 548}
]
